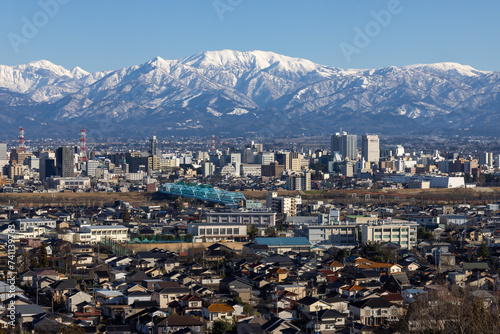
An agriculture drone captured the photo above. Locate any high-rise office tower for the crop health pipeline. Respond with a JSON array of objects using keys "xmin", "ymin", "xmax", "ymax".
[
  {"xmin": 331, "ymin": 134, "xmax": 342, "ymax": 154},
  {"xmin": 56, "ymin": 146, "xmax": 74, "ymax": 177},
  {"xmin": 342, "ymin": 134, "xmax": 357, "ymax": 160},
  {"xmin": 150, "ymin": 135, "xmax": 159, "ymax": 156},
  {"xmin": 289, "ymin": 152, "xmax": 302, "ymax": 171},
  {"xmin": 362, "ymin": 135, "xmax": 380, "ymax": 163},
  {"xmin": 0, "ymin": 143, "xmax": 7, "ymax": 169},
  {"xmin": 40, "ymin": 158, "xmax": 57, "ymax": 181},
  {"xmin": 276, "ymin": 152, "xmax": 290, "ymax": 169},
  {"xmin": 331, "ymin": 132, "xmax": 357, "ymax": 160},
  {"xmin": 479, "ymin": 152, "xmax": 493, "ymax": 167}
]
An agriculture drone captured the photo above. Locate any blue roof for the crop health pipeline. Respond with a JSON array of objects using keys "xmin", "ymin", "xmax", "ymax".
[
  {"xmin": 254, "ymin": 237, "xmax": 311, "ymax": 247},
  {"xmin": 405, "ymin": 289, "xmax": 427, "ymax": 294}
]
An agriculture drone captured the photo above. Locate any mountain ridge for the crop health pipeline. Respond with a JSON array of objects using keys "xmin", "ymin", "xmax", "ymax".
[{"xmin": 0, "ymin": 50, "xmax": 498, "ymax": 138}]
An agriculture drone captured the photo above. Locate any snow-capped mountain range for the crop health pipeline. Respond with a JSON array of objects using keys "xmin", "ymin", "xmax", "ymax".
[{"xmin": 1, "ymin": 50, "xmax": 499, "ymax": 138}]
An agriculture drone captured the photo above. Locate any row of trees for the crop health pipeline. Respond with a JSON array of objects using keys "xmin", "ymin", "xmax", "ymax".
[{"xmin": 397, "ymin": 287, "xmax": 500, "ymax": 333}]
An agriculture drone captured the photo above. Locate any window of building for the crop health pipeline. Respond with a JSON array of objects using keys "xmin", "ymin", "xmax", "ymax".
[
  {"xmin": 199, "ymin": 229, "xmax": 205, "ymax": 235},
  {"xmin": 206, "ymin": 228, "xmax": 212, "ymax": 235},
  {"xmin": 233, "ymin": 228, "xmax": 239, "ymax": 235}
]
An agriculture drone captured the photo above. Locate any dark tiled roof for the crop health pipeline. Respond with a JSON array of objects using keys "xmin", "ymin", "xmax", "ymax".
[
  {"xmin": 350, "ymin": 297, "xmax": 394, "ymax": 309},
  {"xmin": 297, "ymin": 296, "xmax": 319, "ymax": 306},
  {"xmin": 157, "ymin": 315, "xmax": 203, "ymax": 326}
]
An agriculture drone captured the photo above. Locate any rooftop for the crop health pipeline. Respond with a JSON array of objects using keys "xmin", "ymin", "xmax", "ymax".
[{"xmin": 254, "ymin": 237, "xmax": 311, "ymax": 247}]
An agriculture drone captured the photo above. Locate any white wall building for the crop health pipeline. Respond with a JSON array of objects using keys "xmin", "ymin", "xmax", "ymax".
[
  {"xmin": 296, "ymin": 223, "xmax": 358, "ymax": 247},
  {"xmin": 240, "ymin": 164, "xmax": 261, "ymax": 177},
  {"xmin": 15, "ymin": 218, "xmax": 57, "ymax": 232},
  {"xmin": 361, "ymin": 220, "xmax": 419, "ymax": 249},
  {"xmin": 383, "ymin": 174, "xmax": 465, "ymax": 188},
  {"xmin": 48, "ymin": 177, "xmax": 91, "ymax": 191},
  {"xmin": 80, "ymin": 225, "xmax": 129, "ymax": 244},
  {"xmin": 188, "ymin": 223, "xmax": 248, "ymax": 242},
  {"xmin": 206, "ymin": 211, "xmax": 276, "ymax": 226}
]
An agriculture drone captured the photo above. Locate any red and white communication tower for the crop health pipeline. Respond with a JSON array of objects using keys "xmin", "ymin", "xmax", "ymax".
[
  {"xmin": 80, "ymin": 127, "xmax": 87, "ymax": 161},
  {"xmin": 211, "ymin": 133, "xmax": 215, "ymax": 152},
  {"xmin": 18, "ymin": 126, "xmax": 25, "ymax": 152}
]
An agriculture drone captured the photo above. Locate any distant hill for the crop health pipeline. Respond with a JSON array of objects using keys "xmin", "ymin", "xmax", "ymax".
[{"xmin": 1, "ymin": 50, "xmax": 499, "ymax": 138}]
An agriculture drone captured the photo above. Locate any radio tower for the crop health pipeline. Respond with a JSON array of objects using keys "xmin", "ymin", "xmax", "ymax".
[
  {"xmin": 211, "ymin": 133, "xmax": 215, "ymax": 153},
  {"xmin": 80, "ymin": 127, "xmax": 87, "ymax": 161},
  {"xmin": 18, "ymin": 126, "xmax": 25, "ymax": 152}
]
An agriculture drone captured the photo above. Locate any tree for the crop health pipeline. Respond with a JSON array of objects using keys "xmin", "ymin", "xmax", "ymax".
[
  {"xmin": 39, "ymin": 242, "xmax": 49, "ymax": 268},
  {"xmin": 248, "ymin": 225, "xmax": 258, "ymax": 238},
  {"xmin": 162, "ymin": 234, "xmax": 175, "ymax": 241},
  {"xmin": 397, "ymin": 286, "xmax": 500, "ymax": 333},
  {"xmin": 243, "ymin": 303, "xmax": 254, "ymax": 315},
  {"xmin": 418, "ymin": 226, "xmax": 435, "ymax": 242},
  {"xmin": 58, "ymin": 324, "xmax": 85, "ymax": 334},
  {"xmin": 265, "ymin": 227, "xmax": 277, "ymax": 237},
  {"xmin": 478, "ymin": 242, "xmax": 490, "ymax": 260},
  {"xmin": 122, "ymin": 208, "xmax": 131, "ymax": 223},
  {"xmin": 334, "ymin": 248, "xmax": 350, "ymax": 262},
  {"xmin": 175, "ymin": 197, "xmax": 184, "ymax": 211},
  {"xmin": 364, "ymin": 241, "xmax": 380, "ymax": 253},
  {"xmin": 212, "ymin": 319, "xmax": 232, "ymax": 334}
]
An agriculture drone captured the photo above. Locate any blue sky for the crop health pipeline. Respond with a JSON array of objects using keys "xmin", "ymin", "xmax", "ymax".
[{"xmin": 0, "ymin": 0, "xmax": 499, "ymax": 72}]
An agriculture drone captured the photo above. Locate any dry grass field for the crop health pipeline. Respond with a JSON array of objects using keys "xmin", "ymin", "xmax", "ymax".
[{"xmin": 0, "ymin": 187, "xmax": 499, "ymax": 208}]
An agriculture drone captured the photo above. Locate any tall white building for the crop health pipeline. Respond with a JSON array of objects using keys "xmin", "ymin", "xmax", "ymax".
[
  {"xmin": 150, "ymin": 135, "xmax": 159, "ymax": 156},
  {"xmin": 331, "ymin": 132, "xmax": 357, "ymax": 160},
  {"xmin": 0, "ymin": 143, "xmax": 8, "ymax": 169},
  {"xmin": 479, "ymin": 152, "xmax": 493, "ymax": 167},
  {"xmin": 362, "ymin": 135, "xmax": 380, "ymax": 163},
  {"xmin": 256, "ymin": 152, "xmax": 275, "ymax": 165},
  {"xmin": 202, "ymin": 161, "xmax": 215, "ymax": 177},
  {"xmin": 286, "ymin": 172, "xmax": 311, "ymax": 191},
  {"xmin": 86, "ymin": 159, "xmax": 100, "ymax": 177}
]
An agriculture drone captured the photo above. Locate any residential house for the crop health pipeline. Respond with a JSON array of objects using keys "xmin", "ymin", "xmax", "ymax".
[
  {"xmin": 296, "ymin": 296, "xmax": 333, "ymax": 314},
  {"xmin": 350, "ymin": 298, "xmax": 401, "ymax": 326},
  {"xmin": 154, "ymin": 315, "xmax": 204, "ymax": 334},
  {"xmin": 152, "ymin": 286, "xmax": 190, "ymax": 309},
  {"xmin": 306, "ymin": 309, "xmax": 347, "ymax": 332},
  {"xmin": 220, "ymin": 276, "xmax": 253, "ymax": 303},
  {"xmin": 179, "ymin": 294, "xmax": 203, "ymax": 316},
  {"xmin": 261, "ymin": 317, "xmax": 301, "ymax": 334},
  {"xmin": 383, "ymin": 273, "xmax": 411, "ymax": 293},
  {"xmin": 203, "ymin": 303, "xmax": 235, "ymax": 322},
  {"xmin": 66, "ymin": 290, "xmax": 92, "ymax": 313},
  {"xmin": 50, "ymin": 279, "xmax": 78, "ymax": 304}
]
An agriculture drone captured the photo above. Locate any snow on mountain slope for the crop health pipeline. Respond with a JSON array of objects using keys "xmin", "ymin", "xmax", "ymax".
[{"xmin": 0, "ymin": 50, "xmax": 498, "ymax": 136}]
